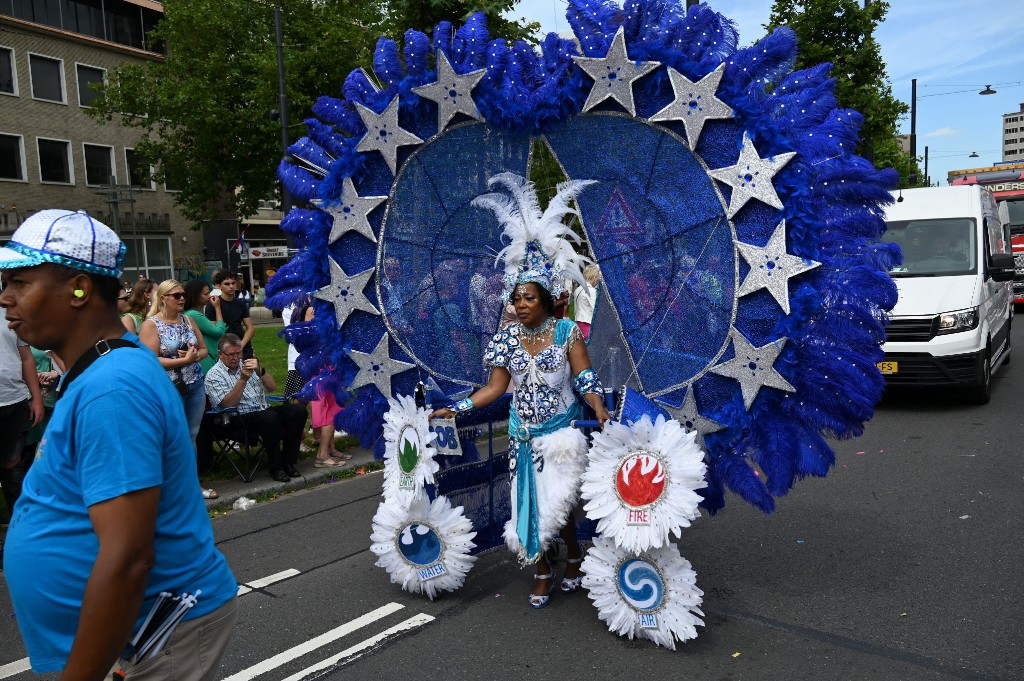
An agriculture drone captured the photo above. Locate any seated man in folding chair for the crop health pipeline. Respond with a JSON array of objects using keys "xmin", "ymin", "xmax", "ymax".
[{"xmin": 204, "ymin": 333, "xmax": 307, "ymax": 482}]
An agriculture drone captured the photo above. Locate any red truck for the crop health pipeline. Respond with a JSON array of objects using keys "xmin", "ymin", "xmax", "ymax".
[{"xmin": 949, "ymin": 162, "xmax": 1024, "ymax": 303}]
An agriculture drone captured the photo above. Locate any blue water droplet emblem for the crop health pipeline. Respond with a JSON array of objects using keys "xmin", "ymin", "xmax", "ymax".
[{"xmin": 398, "ymin": 523, "xmax": 442, "ymax": 566}]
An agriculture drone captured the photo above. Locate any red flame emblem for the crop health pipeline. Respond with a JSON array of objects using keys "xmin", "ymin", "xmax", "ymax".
[{"xmin": 616, "ymin": 453, "xmax": 666, "ymax": 508}]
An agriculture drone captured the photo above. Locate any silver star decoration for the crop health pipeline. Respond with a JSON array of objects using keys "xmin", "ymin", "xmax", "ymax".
[
  {"xmin": 349, "ymin": 333, "xmax": 415, "ymax": 397},
  {"xmin": 649, "ymin": 64, "xmax": 733, "ymax": 149},
  {"xmin": 573, "ymin": 27, "xmax": 660, "ymax": 118},
  {"xmin": 354, "ymin": 95, "xmax": 424, "ymax": 176},
  {"xmin": 412, "ymin": 51, "xmax": 486, "ymax": 132},
  {"xmin": 709, "ymin": 133, "xmax": 797, "ymax": 218},
  {"xmin": 736, "ymin": 220, "xmax": 820, "ymax": 315},
  {"xmin": 314, "ymin": 256, "xmax": 379, "ymax": 329},
  {"xmin": 711, "ymin": 329, "xmax": 795, "ymax": 410},
  {"xmin": 656, "ymin": 387, "xmax": 724, "ymax": 448},
  {"xmin": 312, "ymin": 178, "xmax": 387, "ymax": 245}
]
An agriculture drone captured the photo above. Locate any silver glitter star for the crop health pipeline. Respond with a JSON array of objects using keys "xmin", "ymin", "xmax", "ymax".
[
  {"xmin": 412, "ymin": 50, "xmax": 486, "ymax": 132},
  {"xmin": 314, "ymin": 256, "xmax": 379, "ymax": 329},
  {"xmin": 656, "ymin": 387, "xmax": 724, "ymax": 448},
  {"xmin": 349, "ymin": 333, "xmax": 415, "ymax": 397},
  {"xmin": 736, "ymin": 220, "xmax": 820, "ymax": 315},
  {"xmin": 312, "ymin": 178, "xmax": 387, "ymax": 245},
  {"xmin": 354, "ymin": 95, "xmax": 424, "ymax": 176},
  {"xmin": 709, "ymin": 133, "xmax": 796, "ymax": 218},
  {"xmin": 573, "ymin": 27, "xmax": 660, "ymax": 118},
  {"xmin": 711, "ymin": 329, "xmax": 795, "ymax": 410},
  {"xmin": 649, "ymin": 64, "xmax": 733, "ymax": 149}
]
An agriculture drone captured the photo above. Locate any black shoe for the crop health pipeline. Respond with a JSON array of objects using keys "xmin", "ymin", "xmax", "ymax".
[
  {"xmin": 270, "ymin": 469, "xmax": 290, "ymax": 483},
  {"xmin": 284, "ymin": 464, "xmax": 301, "ymax": 478}
]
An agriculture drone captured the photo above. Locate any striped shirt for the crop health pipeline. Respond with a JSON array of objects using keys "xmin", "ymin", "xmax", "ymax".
[{"xmin": 204, "ymin": 360, "xmax": 269, "ymax": 414}]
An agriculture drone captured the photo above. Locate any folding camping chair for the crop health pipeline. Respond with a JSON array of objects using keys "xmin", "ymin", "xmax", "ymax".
[{"xmin": 201, "ymin": 396, "xmax": 285, "ymax": 483}]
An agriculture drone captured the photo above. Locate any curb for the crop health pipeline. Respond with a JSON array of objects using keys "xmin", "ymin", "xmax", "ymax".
[{"xmin": 203, "ymin": 448, "xmax": 380, "ymax": 512}]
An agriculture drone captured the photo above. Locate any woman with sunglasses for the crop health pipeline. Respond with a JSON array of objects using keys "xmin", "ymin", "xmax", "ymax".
[{"xmin": 139, "ymin": 280, "xmax": 216, "ymax": 499}]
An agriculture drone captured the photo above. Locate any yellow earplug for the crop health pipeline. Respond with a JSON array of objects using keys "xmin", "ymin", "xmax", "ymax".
[{"xmin": 73, "ymin": 289, "xmax": 85, "ymax": 298}]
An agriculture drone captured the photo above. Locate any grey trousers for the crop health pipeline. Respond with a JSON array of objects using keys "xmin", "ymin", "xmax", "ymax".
[{"xmin": 116, "ymin": 596, "xmax": 238, "ymax": 681}]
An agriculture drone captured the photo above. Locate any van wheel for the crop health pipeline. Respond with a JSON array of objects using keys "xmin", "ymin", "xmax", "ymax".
[{"xmin": 968, "ymin": 347, "xmax": 992, "ymax": 405}]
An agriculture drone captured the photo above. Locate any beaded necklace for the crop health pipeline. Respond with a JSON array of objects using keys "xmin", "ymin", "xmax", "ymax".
[{"xmin": 519, "ymin": 316, "xmax": 556, "ymax": 347}]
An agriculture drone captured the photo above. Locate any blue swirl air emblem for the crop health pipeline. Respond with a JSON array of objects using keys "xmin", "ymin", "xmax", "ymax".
[
  {"xmin": 617, "ymin": 558, "xmax": 665, "ymax": 612},
  {"xmin": 398, "ymin": 523, "xmax": 442, "ymax": 566}
]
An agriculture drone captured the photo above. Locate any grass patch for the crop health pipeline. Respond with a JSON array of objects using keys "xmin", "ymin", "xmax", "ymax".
[{"xmin": 250, "ymin": 326, "xmax": 289, "ymax": 396}]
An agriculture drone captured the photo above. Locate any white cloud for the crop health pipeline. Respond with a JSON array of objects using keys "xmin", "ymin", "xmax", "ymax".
[{"xmin": 926, "ymin": 127, "xmax": 959, "ymax": 138}]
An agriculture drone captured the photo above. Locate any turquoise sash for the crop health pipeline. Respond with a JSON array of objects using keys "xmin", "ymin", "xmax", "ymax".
[{"xmin": 508, "ymin": 318, "xmax": 581, "ymax": 562}]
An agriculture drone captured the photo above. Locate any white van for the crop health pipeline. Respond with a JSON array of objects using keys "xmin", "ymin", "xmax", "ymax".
[{"xmin": 880, "ymin": 185, "xmax": 1014, "ymax": 403}]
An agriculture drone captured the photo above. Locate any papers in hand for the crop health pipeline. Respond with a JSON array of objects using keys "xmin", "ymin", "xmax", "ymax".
[{"xmin": 123, "ymin": 590, "xmax": 202, "ymax": 663}]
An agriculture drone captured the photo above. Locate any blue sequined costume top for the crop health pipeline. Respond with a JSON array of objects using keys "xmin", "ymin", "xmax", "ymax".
[{"xmin": 483, "ymin": 319, "xmax": 582, "ymax": 424}]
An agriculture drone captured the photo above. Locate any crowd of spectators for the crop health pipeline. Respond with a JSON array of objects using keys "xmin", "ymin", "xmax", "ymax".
[{"xmin": 0, "ymin": 268, "xmax": 330, "ymax": 523}]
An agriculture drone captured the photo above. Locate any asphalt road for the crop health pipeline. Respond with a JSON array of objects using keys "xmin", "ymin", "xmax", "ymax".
[{"xmin": 1, "ymin": 325, "xmax": 1021, "ymax": 680}]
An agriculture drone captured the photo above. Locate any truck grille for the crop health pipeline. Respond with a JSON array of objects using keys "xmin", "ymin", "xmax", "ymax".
[
  {"xmin": 884, "ymin": 317, "xmax": 937, "ymax": 343},
  {"xmin": 881, "ymin": 353, "xmax": 978, "ymax": 385}
]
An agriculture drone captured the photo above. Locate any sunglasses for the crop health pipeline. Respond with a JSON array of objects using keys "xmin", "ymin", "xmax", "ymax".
[
  {"xmin": 165, "ymin": 292, "xmax": 185, "ymax": 300},
  {"xmin": 219, "ymin": 350, "xmax": 243, "ymax": 358}
]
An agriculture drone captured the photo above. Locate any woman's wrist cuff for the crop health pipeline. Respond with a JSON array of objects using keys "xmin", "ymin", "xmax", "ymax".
[{"xmin": 453, "ymin": 397, "xmax": 474, "ymax": 414}]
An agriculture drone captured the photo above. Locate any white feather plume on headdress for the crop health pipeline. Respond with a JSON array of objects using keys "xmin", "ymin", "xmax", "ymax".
[{"xmin": 471, "ymin": 172, "xmax": 596, "ymax": 299}]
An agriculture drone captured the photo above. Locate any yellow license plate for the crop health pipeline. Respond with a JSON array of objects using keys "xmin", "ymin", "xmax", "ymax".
[{"xmin": 876, "ymin": 361, "xmax": 898, "ymax": 375}]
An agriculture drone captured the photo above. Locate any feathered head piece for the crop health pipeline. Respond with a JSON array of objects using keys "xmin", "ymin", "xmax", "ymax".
[{"xmin": 471, "ymin": 172, "xmax": 596, "ymax": 299}]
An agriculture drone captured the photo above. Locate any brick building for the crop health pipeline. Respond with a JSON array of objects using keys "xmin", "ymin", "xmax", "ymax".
[{"xmin": 0, "ymin": 0, "xmax": 206, "ymax": 283}]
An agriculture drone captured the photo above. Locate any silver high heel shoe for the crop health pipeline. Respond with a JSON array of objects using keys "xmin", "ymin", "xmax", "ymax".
[
  {"xmin": 561, "ymin": 557, "xmax": 583, "ymax": 592},
  {"xmin": 530, "ymin": 572, "xmax": 553, "ymax": 609}
]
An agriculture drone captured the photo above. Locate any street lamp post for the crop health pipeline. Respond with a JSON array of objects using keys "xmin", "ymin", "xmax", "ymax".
[
  {"xmin": 909, "ymin": 80, "xmax": 997, "ymax": 186},
  {"xmin": 910, "ymin": 78, "xmax": 918, "ymax": 185}
]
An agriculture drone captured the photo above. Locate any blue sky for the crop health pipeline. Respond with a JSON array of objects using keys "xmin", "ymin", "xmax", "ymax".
[{"xmin": 508, "ymin": 0, "xmax": 1024, "ymax": 185}]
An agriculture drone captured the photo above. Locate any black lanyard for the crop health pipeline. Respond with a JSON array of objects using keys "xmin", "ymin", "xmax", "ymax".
[{"xmin": 55, "ymin": 339, "xmax": 137, "ymax": 402}]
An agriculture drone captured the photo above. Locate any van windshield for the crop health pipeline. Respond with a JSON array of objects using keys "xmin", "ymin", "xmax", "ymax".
[{"xmin": 882, "ymin": 218, "xmax": 977, "ymax": 277}]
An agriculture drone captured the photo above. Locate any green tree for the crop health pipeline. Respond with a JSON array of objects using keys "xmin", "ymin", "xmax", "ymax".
[
  {"xmin": 766, "ymin": 0, "xmax": 923, "ymax": 187},
  {"xmin": 385, "ymin": 0, "xmax": 539, "ymax": 42},
  {"xmin": 91, "ymin": 0, "xmax": 538, "ymax": 224}
]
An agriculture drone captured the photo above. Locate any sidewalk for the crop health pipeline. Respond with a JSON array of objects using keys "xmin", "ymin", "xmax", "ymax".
[
  {"xmin": 203, "ymin": 444, "xmax": 380, "ymax": 512},
  {"xmin": 249, "ymin": 306, "xmax": 283, "ymax": 327}
]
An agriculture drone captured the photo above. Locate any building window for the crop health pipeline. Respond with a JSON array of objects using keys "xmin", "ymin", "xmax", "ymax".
[
  {"xmin": 83, "ymin": 143, "xmax": 114, "ymax": 186},
  {"xmin": 125, "ymin": 148, "xmax": 153, "ymax": 190},
  {"xmin": 37, "ymin": 137, "xmax": 73, "ymax": 184},
  {"xmin": 0, "ymin": 46, "xmax": 16, "ymax": 96},
  {"xmin": 122, "ymin": 236, "xmax": 173, "ymax": 282},
  {"xmin": 62, "ymin": 0, "xmax": 106, "ymax": 40},
  {"xmin": 76, "ymin": 63, "xmax": 105, "ymax": 107},
  {"xmin": 28, "ymin": 53, "xmax": 65, "ymax": 103},
  {"xmin": 0, "ymin": 133, "xmax": 26, "ymax": 181}
]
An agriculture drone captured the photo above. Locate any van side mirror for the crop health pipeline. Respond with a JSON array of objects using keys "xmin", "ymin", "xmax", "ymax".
[{"xmin": 988, "ymin": 252, "xmax": 1015, "ymax": 282}]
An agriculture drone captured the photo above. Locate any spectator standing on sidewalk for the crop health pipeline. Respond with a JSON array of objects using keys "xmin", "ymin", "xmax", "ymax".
[
  {"xmin": 0, "ymin": 306, "xmax": 43, "ymax": 517},
  {"xmin": 205, "ymin": 270, "xmax": 254, "ymax": 359},
  {"xmin": 205, "ymin": 334, "xmax": 307, "ymax": 483},
  {"xmin": 0, "ymin": 209, "xmax": 237, "ymax": 679},
  {"xmin": 140, "ymin": 279, "xmax": 215, "ymax": 500},
  {"xmin": 120, "ymin": 279, "xmax": 154, "ymax": 334},
  {"xmin": 184, "ymin": 278, "xmax": 227, "ymax": 374},
  {"xmin": 21, "ymin": 346, "xmax": 63, "ymax": 475}
]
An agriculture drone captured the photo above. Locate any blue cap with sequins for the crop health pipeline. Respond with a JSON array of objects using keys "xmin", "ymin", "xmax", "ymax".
[{"xmin": 0, "ymin": 209, "xmax": 126, "ymax": 278}]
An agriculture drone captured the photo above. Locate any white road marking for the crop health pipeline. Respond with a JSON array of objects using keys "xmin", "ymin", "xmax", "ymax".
[
  {"xmin": 280, "ymin": 613, "xmax": 436, "ymax": 681},
  {"xmin": 0, "ymin": 569, "xmax": 305, "ymax": 678},
  {"xmin": 0, "ymin": 659, "xmax": 30, "ymax": 678},
  {"xmin": 220, "ymin": 602, "xmax": 406, "ymax": 681},
  {"xmin": 238, "ymin": 568, "xmax": 302, "ymax": 595}
]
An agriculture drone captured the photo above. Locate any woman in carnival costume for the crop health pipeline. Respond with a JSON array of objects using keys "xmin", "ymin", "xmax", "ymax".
[{"xmin": 432, "ymin": 172, "xmax": 611, "ymax": 609}]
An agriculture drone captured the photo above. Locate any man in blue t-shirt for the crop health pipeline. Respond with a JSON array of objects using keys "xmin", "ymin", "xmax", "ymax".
[{"xmin": 0, "ymin": 210, "xmax": 238, "ymax": 680}]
